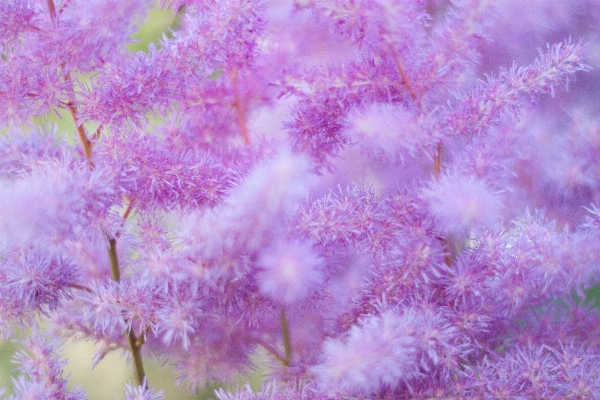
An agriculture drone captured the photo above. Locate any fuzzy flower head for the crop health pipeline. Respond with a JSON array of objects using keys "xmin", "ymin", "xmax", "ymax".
[
  {"xmin": 422, "ymin": 172, "xmax": 503, "ymax": 236},
  {"xmin": 183, "ymin": 150, "xmax": 315, "ymax": 258},
  {"xmin": 11, "ymin": 335, "xmax": 87, "ymax": 400},
  {"xmin": 312, "ymin": 309, "xmax": 420, "ymax": 394},
  {"xmin": 256, "ymin": 238, "xmax": 324, "ymax": 304},
  {"xmin": 2, "ymin": 250, "xmax": 78, "ymax": 315},
  {"xmin": 0, "ymin": 159, "xmax": 115, "ymax": 249},
  {"xmin": 345, "ymin": 103, "xmax": 437, "ymax": 161}
]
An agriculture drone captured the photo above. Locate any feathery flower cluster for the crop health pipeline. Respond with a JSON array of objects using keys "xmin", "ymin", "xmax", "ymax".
[{"xmin": 1, "ymin": 0, "xmax": 600, "ymax": 398}]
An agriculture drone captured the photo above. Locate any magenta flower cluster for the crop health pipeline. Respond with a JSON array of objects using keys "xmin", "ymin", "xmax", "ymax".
[{"xmin": 1, "ymin": 0, "xmax": 600, "ymax": 398}]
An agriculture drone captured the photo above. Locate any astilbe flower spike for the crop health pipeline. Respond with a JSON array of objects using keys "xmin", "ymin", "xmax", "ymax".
[
  {"xmin": 8, "ymin": 335, "xmax": 87, "ymax": 400},
  {"xmin": 2, "ymin": 0, "xmax": 600, "ymax": 398}
]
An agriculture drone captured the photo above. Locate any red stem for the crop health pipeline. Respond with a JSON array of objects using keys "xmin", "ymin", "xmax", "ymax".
[{"xmin": 230, "ymin": 69, "xmax": 251, "ymax": 145}]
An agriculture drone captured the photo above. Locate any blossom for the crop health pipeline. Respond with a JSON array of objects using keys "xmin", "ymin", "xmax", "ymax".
[
  {"xmin": 256, "ymin": 238, "xmax": 324, "ymax": 304},
  {"xmin": 344, "ymin": 102, "xmax": 440, "ymax": 162},
  {"xmin": 313, "ymin": 307, "xmax": 462, "ymax": 394},
  {"xmin": 0, "ymin": 157, "xmax": 116, "ymax": 250},
  {"xmin": 313, "ymin": 309, "xmax": 420, "ymax": 393},
  {"xmin": 421, "ymin": 172, "xmax": 503, "ymax": 236},
  {"xmin": 8, "ymin": 335, "xmax": 87, "ymax": 400},
  {"xmin": 0, "ymin": 0, "xmax": 599, "ymax": 398}
]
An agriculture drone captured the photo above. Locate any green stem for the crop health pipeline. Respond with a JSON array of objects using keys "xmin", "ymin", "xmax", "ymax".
[
  {"xmin": 108, "ymin": 237, "xmax": 147, "ymax": 387},
  {"xmin": 259, "ymin": 341, "xmax": 287, "ymax": 365},
  {"xmin": 127, "ymin": 329, "xmax": 147, "ymax": 387},
  {"xmin": 108, "ymin": 237, "xmax": 120, "ymax": 283},
  {"xmin": 280, "ymin": 309, "xmax": 292, "ymax": 367}
]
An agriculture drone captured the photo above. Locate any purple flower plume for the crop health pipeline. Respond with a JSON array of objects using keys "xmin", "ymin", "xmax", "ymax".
[
  {"xmin": 1, "ymin": 0, "xmax": 600, "ymax": 398},
  {"xmin": 8, "ymin": 335, "xmax": 87, "ymax": 400}
]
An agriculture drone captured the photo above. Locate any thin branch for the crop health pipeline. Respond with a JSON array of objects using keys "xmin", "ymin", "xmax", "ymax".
[
  {"xmin": 127, "ymin": 329, "xmax": 147, "ymax": 388},
  {"xmin": 59, "ymin": 65, "xmax": 94, "ymax": 166},
  {"xmin": 230, "ymin": 69, "xmax": 251, "ymax": 145},
  {"xmin": 108, "ymin": 236, "xmax": 147, "ymax": 387},
  {"xmin": 433, "ymin": 144, "xmax": 454, "ymax": 265},
  {"xmin": 68, "ymin": 283, "xmax": 94, "ymax": 294},
  {"xmin": 91, "ymin": 124, "xmax": 104, "ymax": 141},
  {"xmin": 108, "ymin": 237, "xmax": 121, "ymax": 283},
  {"xmin": 46, "ymin": 0, "xmax": 57, "ymax": 21},
  {"xmin": 390, "ymin": 48, "xmax": 421, "ymax": 106},
  {"xmin": 280, "ymin": 309, "xmax": 292, "ymax": 367},
  {"xmin": 66, "ymin": 101, "xmax": 94, "ymax": 165},
  {"xmin": 122, "ymin": 198, "xmax": 135, "ymax": 222},
  {"xmin": 258, "ymin": 340, "xmax": 287, "ymax": 365},
  {"xmin": 433, "ymin": 143, "xmax": 443, "ymax": 178}
]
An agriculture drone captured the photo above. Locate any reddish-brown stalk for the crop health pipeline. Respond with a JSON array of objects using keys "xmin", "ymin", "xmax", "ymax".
[
  {"xmin": 68, "ymin": 283, "xmax": 94, "ymax": 293},
  {"xmin": 434, "ymin": 142, "xmax": 454, "ymax": 266},
  {"xmin": 47, "ymin": 0, "xmax": 94, "ymax": 166},
  {"xmin": 390, "ymin": 48, "xmax": 421, "ymax": 106},
  {"xmin": 66, "ymin": 99, "xmax": 94, "ymax": 165},
  {"xmin": 393, "ymin": 48, "xmax": 452, "ymax": 265},
  {"xmin": 122, "ymin": 198, "xmax": 135, "ymax": 222},
  {"xmin": 434, "ymin": 143, "xmax": 443, "ymax": 179},
  {"xmin": 230, "ymin": 69, "xmax": 251, "ymax": 145},
  {"xmin": 46, "ymin": 0, "xmax": 146, "ymax": 388},
  {"xmin": 46, "ymin": 0, "xmax": 57, "ymax": 21}
]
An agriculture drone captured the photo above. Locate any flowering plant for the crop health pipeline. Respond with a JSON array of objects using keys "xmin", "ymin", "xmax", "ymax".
[{"xmin": 1, "ymin": 0, "xmax": 600, "ymax": 398}]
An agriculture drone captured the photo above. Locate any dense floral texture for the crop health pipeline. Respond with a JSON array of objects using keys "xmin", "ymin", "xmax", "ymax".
[{"xmin": 1, "ymin": 0, "xmax": 600, "ymax": 398}]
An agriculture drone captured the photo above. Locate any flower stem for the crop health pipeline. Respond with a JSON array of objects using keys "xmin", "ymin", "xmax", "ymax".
[
  {"xmin": 65, "ymin": 86, "xmax": 94, "ymax": 167},
  {"xmin": 258, "ymin": 340, "xmax": 287, "ymax": 365},
  {"xmin": 46, "ymin": 0, "xmax": 57, "ymax": 21},
  {"xmin": 68, "ymin": 283, "xmax": 94, "ymax": 293},
  {"xmin": 127, "ymin": 329, "xmax": 147, "ymax": 388},
  {"xmin": 108, "ymin": 237, "xmax": 147, "ymax": 387},
  {"xmin": 433, "ymin": 143, "xmax": 455, "ymax": 265},
  {"xmin": 47, "ymin": 0, "xmax": 94, "ymax": 166},
  {"xmin": 122, "ymin": 198, "xmax": 135, "ymax": 224},
  {"xmin": 230, "ymin": 69, "xmax": 251, "ymax": 145},
  {"xmin": 434, "ymin": 143, "xmax": 443, "ymax": 178},
  {"xmin": 280, "ymin": 309, "xmax": 292, "ymax": 367},
  {"xmin": 391, "ymin": 48, "xmax": 420, "ymax": 105},
  {"xmin": 108, "ymin": 237, "xmax": 121, "ymax": 283}
]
